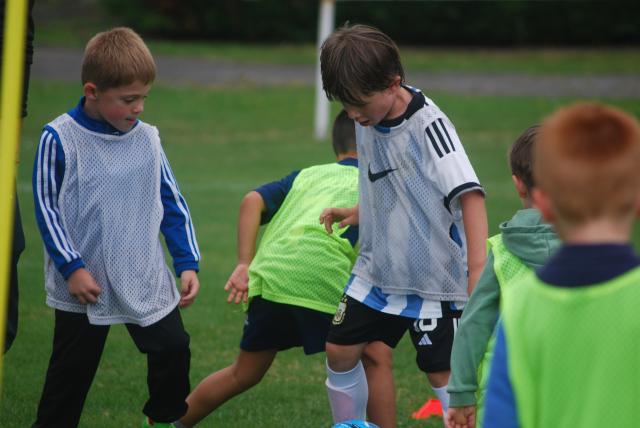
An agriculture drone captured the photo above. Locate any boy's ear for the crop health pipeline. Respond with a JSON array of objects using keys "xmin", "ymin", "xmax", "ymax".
[
  {"xmin": 83, "ymin": 82, "xmax": 98, "ymax": 100},
  {"xmin": 511, "ymin": 175, "xmax": 528, "ymax": 199},
  {"xmin": 389, "ymin": 75, "xmax": 402, "ymax": 90},
  {"xmin": 532, "ymin": 188, "xmax": 554, "ymax": 222}
]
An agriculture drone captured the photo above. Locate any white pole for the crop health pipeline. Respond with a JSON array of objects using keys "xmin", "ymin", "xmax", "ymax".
[{"xmin": 314, "ymin": 0, "xmax": 335, "ymax": 140}]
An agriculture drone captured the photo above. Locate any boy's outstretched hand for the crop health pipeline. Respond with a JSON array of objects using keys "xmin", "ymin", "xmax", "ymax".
[
  {"xmin": 224, "ymin": 263, "xmax": 249, "ymax": 304},
  {"xmin": 446, "ymin": 406, "xmax": 476, "ymax": 428},
  {"xmin": 179, "ymin": 270, "xmax": 200, "ymax": 308},
  {"xmin": 67, "ymin": 268, "xmax": 102, "ymax": 304},
  {"xmin": 319, "ymin": 205, "xmax": 359, "ymax": 234}
]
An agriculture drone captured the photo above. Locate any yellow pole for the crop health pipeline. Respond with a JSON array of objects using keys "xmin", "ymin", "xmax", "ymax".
[{"xmin": 0, "ymin": 0, "xmax": 28, "ymax": 391}]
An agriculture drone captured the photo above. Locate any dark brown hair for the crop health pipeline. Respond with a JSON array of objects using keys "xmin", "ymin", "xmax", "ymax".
[
  {"xmin": 320, "ymin": 24, "xmax": 404, "ymax": 106},
  {"xmin": 332, "ymin": 110, "xmax": 357, "ymax": 156},
  {"xmin": 509, "ymin": 124, "xmax": 540, "ymax": 192},
  {"xmin": 82, "ymin": 27, "xmax": 156, "ymax": 90}
]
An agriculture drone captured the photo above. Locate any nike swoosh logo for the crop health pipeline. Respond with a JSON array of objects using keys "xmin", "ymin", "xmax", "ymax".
[{"xmin": 368, "ymin": 164, "xmax": 397, "ymax": 182}]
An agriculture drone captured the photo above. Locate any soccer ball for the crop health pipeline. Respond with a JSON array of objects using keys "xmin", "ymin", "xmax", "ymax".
[{"xmin": 332, "ymin": 420, "xmax": 380, "ymax": 428}]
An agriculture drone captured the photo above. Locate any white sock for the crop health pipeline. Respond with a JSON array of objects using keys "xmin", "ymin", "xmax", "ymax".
[
  {"xmin": 432, "ymin": 384, "xmax": 450, "ymax": 413},
  {"xmin": 326, "ymin": 360, "xmax": 368, "ymax": 423}
]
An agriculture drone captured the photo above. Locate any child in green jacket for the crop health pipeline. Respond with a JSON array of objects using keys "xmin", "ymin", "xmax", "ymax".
[{"xmin": 446, "ymin": 125, "xmax": 560, "ymax": 428}]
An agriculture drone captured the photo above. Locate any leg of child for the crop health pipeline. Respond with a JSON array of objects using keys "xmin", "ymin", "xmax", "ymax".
[
  {"xmin": 180, "ymin": 348, "xmax": 277, "ymax": 427},
  {"xmin": 428, "ymin": 371, "xmax": 451, "ymax": 413},
  {"xmin": 411, "ymin": 316, "xmax": 458, "ymax": 426},
  {"xmin": 362, "ymin": 341, "xmax": 396, "ymax": 428},
  {"xmin": 33, "ymin": 310, "xmax": 110, "ymax": 428},
  {"xmin": 127, "ymin": 307, "xmax": 191, "ymax": 424},
  {"xmin": 325, "ymin": 342, "xmax": 369, "ymax": 423}
]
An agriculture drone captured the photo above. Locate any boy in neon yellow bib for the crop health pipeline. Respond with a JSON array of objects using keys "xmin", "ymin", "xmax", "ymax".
[
  {"xmin": 446, "ymin": 126, "xmax": 559, "ymax": 428},
  {"xmin": 179, "ymin": 111, "xmax": 386, "ymax": 427},
  {"xmin": 483, "ymin": 102, "xmax": 640, "ymax": 428}
]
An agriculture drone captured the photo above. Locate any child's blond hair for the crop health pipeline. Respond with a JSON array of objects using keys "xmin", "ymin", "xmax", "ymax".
[
  {"xmin": 81, "ymin": 27, "xmax": 155, "ymax": 90},
  {"xmin": 534, "ymin": 102, "xmax": 640, "ymax": 224}
]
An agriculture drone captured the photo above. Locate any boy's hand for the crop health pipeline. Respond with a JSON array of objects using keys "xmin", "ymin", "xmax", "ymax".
[
  {"xmin": 67, "ymin": 268, "xmax": 101, "ymax": 304},
  {"xmin": 179, "ymin": 270, "xmax": 200, "ymax": 308},
  {"xmin": 224, "ymin": 263, "xmax": 249, "ymax": 304},
  {"xmin": 319, "ymin": 205, "xmax": 359, "ymax": 234},
  {"xmin": 446, "ymin": 406, "xmax": 476, "ymax": 428}
]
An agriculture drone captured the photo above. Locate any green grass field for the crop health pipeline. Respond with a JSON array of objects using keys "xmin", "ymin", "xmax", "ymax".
[{"xmin": 2, "ymin": 72, "xmax": 639, "ymax": 427}]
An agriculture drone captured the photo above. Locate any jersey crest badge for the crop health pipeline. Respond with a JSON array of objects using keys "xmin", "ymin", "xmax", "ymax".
[{"xmin": 332, "ymin": 295, "xmax": 348, "ymax": 325}]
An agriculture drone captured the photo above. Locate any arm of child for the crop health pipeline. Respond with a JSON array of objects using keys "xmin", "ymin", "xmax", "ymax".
[
  {"xmin": 319, "ymin": 204, "xmax": 359, "ymax": 234},
  {"xmin": 447, "ymin": 251, "xmax": 502, "ymax": 428},
  {"xmin": 446, "ymin": 406, "xmax": 476, "ymax": 428},
  {"xmin": 483, "ymin": 323, "xmax": 519, "ymax": 428},
  {"xmin": 33, "ymin": 127, "xmax": 97, "ymax": 301},
  {"xmin": 460, "ymin": 191, "xmax": 488, "ymax": 294},
  {"xmin": 159, "ymin": 148, "xmax": 201, "ymax": 304},
  {"xmin": 66, "ymin": 268, "xmax": 102, "ymax": 304},
  {"xmin": 224, "ymin": 191, "xmax": 265, "ymax": 304},
  {"xmin": 179, "ymin": 270, "xmax": 199, "ymax": 308}
]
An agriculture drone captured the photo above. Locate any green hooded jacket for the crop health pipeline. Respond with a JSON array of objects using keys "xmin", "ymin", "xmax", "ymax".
[{"xmin": 448, "ymin": 208, "xmax": 559, "ymax": 408}]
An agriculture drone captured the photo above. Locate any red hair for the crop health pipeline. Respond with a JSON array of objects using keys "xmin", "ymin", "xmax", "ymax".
[{"xmin": 534, "ymin": 102, "xmax": 640, "ymax": 223}]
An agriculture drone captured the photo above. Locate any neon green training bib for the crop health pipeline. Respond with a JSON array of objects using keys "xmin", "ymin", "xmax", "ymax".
[
  {"xmin": 503, "ymin": 267, "xmax": 640, "ymax": 428},
  {"xmin": 476, "ymin": 234, "xmax": 532, "ymax": 427},
  {"xmin": 248, "ymin": 162, "xmax": 359, "ymax": 314}
]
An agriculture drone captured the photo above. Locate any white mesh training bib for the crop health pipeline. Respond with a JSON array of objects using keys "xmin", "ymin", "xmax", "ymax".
[
  {"xmin": 43, "ymin": 114, "xmax": 180, "ymax": 326},
  {"xmin": 352, "ymin": 90, "xmax": 482, "ymax": 301}
]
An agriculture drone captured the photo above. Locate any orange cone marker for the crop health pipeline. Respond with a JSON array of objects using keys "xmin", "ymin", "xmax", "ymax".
[{"xmin": 412, "ymin": 398, "xmax": 443, "ymax": 420}]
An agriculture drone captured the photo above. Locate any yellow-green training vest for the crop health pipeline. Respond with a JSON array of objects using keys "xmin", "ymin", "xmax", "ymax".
[
  {"xmin": 248, "ymin": 162, "xmax": 359, "ymax": 314},
  {"xmin": 476, "ymin": 234, "xmax": 531, "ymax": 428},
  {"xmin": 502, "ymin": 267, "xmax": 640, "ymax": 428}
]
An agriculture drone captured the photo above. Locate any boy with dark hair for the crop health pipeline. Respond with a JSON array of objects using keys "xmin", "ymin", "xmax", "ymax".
[
  {"xmin": 319, "ymin": 24, "xmax": 488, "ymax": 425},
  {"xmin": 32, "ymin": 27, "xmax": 200, "ymax": 428},
  {"xmin": 446, "ymin": 125, "xmax": 560, "ymax": 428},
  {"xmin": 484, "ymin": 102, "xmax": 640, "ymax": 428}
]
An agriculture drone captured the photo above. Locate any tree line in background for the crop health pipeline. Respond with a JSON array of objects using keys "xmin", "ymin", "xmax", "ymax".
[{"xmin": 102, "ymin": 0, "xmax": 639, "ymax": 46}]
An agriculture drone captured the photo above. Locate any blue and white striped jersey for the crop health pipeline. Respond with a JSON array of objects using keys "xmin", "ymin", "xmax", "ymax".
[
  {"xmin": 350, "ymin": 87, "xmax": 483, "ymax": 308},
  {"xmin": 33, "ymin": 98, "xmax": 200, "ymax": 326},
  {"xmin": 345, "ymin": 275, "xmax": 464, "ymax": 319}
]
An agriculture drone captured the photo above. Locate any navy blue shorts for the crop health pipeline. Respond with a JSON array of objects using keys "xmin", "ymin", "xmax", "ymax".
[{"xmin": 240, "ymin": 296, "xmax": 333, "ymax": 355}]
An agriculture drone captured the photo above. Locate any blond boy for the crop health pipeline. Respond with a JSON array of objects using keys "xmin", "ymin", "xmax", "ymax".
[{"xmin": 32, "ymin": 28, "xmax": 200, "ymax": 428}]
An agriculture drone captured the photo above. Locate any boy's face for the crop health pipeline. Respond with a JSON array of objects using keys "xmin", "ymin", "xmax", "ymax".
[
  {"xmin": 342, "ymin": 90, "xmax": 397, "ymax": 127},
  {"xmin": 84, "ymin": 80, "xmax": 151, "ymax": 132},
  {"xmin": 342, "ymin": 78, "xmax": 405, "ymax": 127}
]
